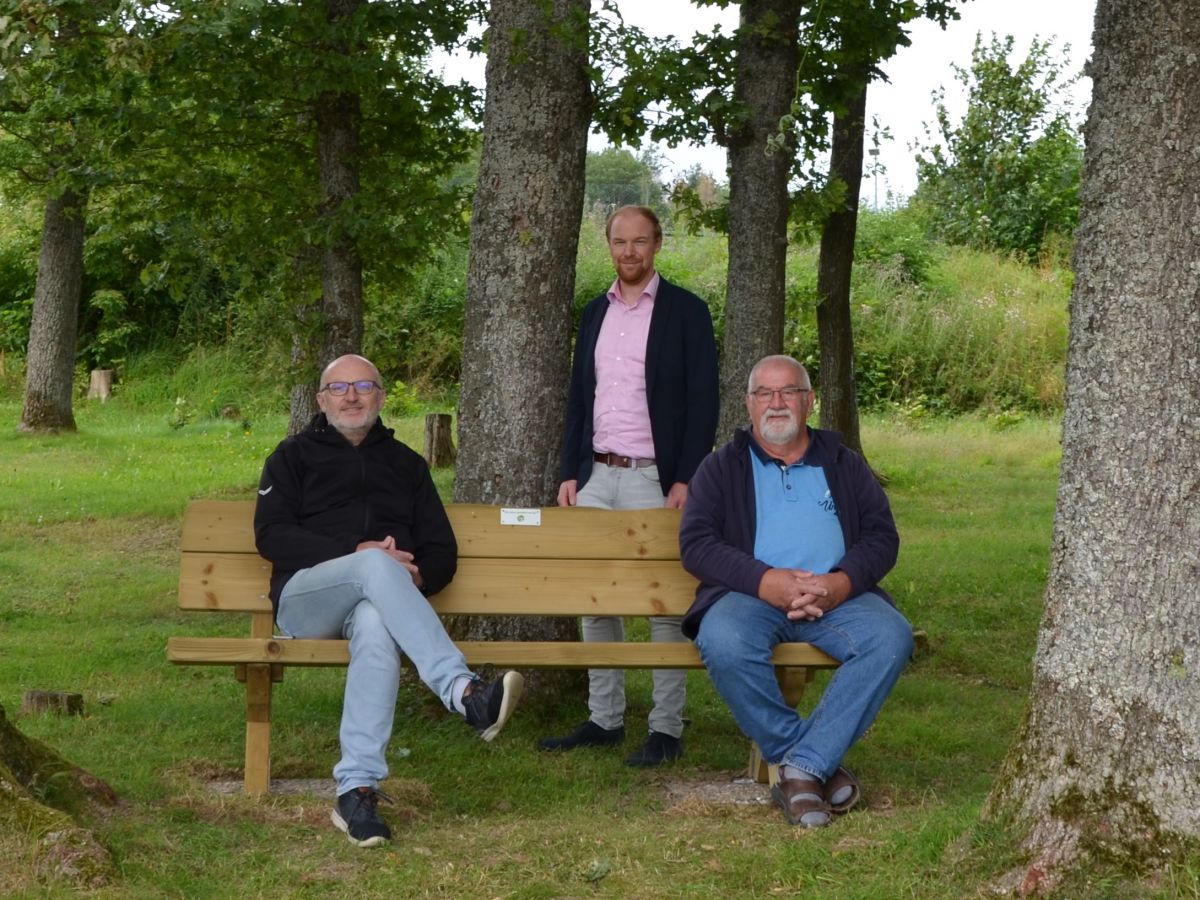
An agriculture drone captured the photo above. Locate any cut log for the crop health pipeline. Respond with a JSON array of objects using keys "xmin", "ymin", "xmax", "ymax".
[{"xmin": 21, "ymin": 691, "xmax": 83, "ymax": 716}]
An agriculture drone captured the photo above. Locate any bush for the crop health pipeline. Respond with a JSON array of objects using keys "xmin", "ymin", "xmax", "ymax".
[
  {"xmin": 853, "ymin": 206, "xmax": 939, "ymax": 286},
  {"xmin": 913, "ymin": 33, "xmax": 1083, "ymax": 262},
  {"xmin": 366, "ymin": 239, "xmax": 468, "ymax": 390},
  {"xmin": 850, "ymin": 245, "xmax": 1068, "ymax": 412}
]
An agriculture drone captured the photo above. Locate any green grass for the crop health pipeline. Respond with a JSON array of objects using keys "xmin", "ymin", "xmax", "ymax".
[{"xmin": 2, "ymin": 397, "xmax": 1197, "ymax": 897}]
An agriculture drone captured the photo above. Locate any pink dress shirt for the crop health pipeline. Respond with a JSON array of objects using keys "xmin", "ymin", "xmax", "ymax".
[{"xmin": 592, "ymin": 273, "xmax": 659, "ymax": 460}]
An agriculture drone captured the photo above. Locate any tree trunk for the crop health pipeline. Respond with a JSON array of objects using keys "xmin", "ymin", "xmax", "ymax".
[
  {"xmin": 21, "ymin": 188, "xmax": 86, "ymax": 433},
  {"xmin": 984, "ymin": 1, "xmax": 1200, "ymax": 889},
  {"xmin": 815, "ymin": 81, "xmax": 866, "ymax": 456},
  {"xmin": 423, "ymin": 412, "xmax": 456, "ymax": 468},
  {"xmin": 287, "ymin": 0, "xmax": 365, "ymax": 435},
  {"xmin": 454, "ymin": 0, "xmax": 591, "ymax": 683},
  {"xmin": 0, "ymin": 704, "xmax": 116, "ymax": 889},
  {"xmin": 716, "ymin": 0, "xmax": 801, "ymax": 443}
]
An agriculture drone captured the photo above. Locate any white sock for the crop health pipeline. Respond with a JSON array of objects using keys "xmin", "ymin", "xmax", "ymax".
[
  {"xmin": 781, "ymin": 764, "xmax": 821, "ymax": 784},
  {"xmin": 451, "ymin": 675, "xmax": 473, "ymax": 715}
]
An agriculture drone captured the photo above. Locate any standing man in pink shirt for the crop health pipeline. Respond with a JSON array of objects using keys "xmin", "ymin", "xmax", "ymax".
[{"xmin": 539, "ymin": 205, "xmax": 719, "ymax": 766}]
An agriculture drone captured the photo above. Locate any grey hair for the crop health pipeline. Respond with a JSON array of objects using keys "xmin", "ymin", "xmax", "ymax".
[{"xmin": 747, "ymin": 355, "xmax": 811, "ymax": 392}]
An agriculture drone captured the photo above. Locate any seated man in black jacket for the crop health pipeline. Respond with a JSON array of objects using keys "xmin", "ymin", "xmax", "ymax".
[{"xmin": 254, "ymin": 354, "xmax": 523, "ymax": 848}]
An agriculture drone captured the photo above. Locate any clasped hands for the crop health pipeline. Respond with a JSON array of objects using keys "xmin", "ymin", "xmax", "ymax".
[
  {"xmin": 759, "ymin": 568, "xmax": 852, "ymax": 621},
  {"xmin": 356, "ymin": 535, "xmax": 424, "ymax": 589}
]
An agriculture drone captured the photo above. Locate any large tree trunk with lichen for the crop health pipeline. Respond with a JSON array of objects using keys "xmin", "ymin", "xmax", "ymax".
[
  {"xmin": 715, "ymin": 0, "xmax": 801, "ymax": 443},
  {"xmin": 815, "ymin": 81, "xmax": 866, "ymax": 456},
  {"xmin": 983, "ymin": 1, "xmax": 1200, "ymax": 891},
  {"xmin": 0, "ymin": 704, "xmax": 116, "ymax": 890},
  {"xmin": 287, "ymin": 0, "xmax": 365, "ymax": 436},
  {"xmin": 453, "ymin": 0, "xmax": 590, "ymax": 687},
  {"xmin": 21, "ymin": 188, "xmax": 85, "ymax": 433}
]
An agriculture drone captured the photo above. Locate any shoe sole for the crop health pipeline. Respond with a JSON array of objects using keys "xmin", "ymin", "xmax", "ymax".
[
  {"xmin": 330, "ymin": 809, "xmax": 389, "ymax": 848},
  {"xmin": 623, "ymin": 750, "xmax": 682, "ymax": 767},
  {"xmin": 826, "ymin": 765, "xmax": 861, "ymax": 814},
  {"xmin": 537, "ymin": 725, "xmax": 625, "ymax": 751},
  {"xmin": 478, "ymin": 670, "xmax": 524, "ymax": 742}
]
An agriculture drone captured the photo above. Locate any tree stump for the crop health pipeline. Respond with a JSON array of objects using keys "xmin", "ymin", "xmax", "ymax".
[
  {"xmin": 423, "ymin": 413, "xmax": 457, "ymax": 469},
  {"xmin": 22, "ymin": 691, "xmax": 83, "ymax": 716},
  {"xmin": 86, "ymin": 369, "xmax": 113, "ymax": 402}
]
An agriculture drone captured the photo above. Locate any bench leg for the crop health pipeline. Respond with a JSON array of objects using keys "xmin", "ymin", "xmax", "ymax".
[
  {"xmin": 243, "ymin": 664, "xmax": 273, "ymax": 796},
  {"xmin": 747, "ymin": 667, "xmax": 814, "ymax": 784}
]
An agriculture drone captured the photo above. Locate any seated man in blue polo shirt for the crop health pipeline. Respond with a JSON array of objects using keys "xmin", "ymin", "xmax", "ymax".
[{"xmin": 678, "ymin": 354, "xmax": 912, "ymax": 828}]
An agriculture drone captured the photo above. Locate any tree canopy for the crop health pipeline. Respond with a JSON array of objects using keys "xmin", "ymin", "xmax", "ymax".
[{"xmin": 914, "ymin": 33, "xmax": 1084, "ymax": 262}]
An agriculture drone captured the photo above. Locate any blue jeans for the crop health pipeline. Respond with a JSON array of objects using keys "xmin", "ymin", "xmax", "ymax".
[
  {"xmin": 694, "ymin": 590, "xmax": 912, "ymax": 781},
  {"xmin": 276, "ymin": 549, "xmax": 473, "ymax": 795}
]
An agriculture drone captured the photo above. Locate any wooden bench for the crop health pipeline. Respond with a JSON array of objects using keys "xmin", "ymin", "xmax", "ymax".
[{"xmin": 167, "ymin": 499, "xmax": 840, "ymax": 795}]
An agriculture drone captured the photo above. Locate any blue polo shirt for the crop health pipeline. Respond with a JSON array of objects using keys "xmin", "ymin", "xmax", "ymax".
[{"xmin": 750, "ymin": 436, "xmax": 845, "ymax": 572}]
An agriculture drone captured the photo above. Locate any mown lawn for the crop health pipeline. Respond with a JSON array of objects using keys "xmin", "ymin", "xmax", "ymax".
[{"xmin": 2, "ymin": 401, "xmax": 1191, "ymax": 897}]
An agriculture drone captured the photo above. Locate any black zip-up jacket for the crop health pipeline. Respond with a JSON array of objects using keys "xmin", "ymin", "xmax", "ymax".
[{"xmin": 254, "ymin": 414, "xmax": 457, "ymax": 613}]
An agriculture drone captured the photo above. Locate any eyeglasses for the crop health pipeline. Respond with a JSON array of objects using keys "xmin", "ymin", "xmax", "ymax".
[
  {"xmin": 320, "ymin": 380, "xmax": 381, "ymax": 396},
  {"xmin": 748, "ymin": 386, "xmax": 811, "ymax": 402}
]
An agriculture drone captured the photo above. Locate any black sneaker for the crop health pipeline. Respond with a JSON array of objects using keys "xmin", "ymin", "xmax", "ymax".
[
  {"xmin": 462, "ymin": 671, "xmax": 524, "ymax": 741},
  {"xmin": 331, "ymin": 786, "xmax": 392, "ymax": 848},
  {"xmin": 538, "ymin": 720, "xmax": 625, "ymax": 751},
  {"xmin": 624, "ymin": 730, "xmax": 683, "ymax": 767}
]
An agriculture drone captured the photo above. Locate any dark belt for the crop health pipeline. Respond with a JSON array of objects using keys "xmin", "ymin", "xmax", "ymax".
[{"xmin": 593, "ymin": 451, "xmax": 656, "ymax": 469}]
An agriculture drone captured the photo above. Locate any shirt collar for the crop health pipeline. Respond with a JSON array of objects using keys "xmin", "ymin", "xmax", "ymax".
[
  {"xmin": 606, "ymin": 271, "xmax": 660, "ymax": 309},
  {"xmin": 747, "ymin": 427, "xmax": 814, "ymax": 468}
]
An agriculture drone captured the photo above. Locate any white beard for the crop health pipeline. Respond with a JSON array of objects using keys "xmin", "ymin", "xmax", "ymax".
[{"xmin": 758, "ymin": 411, "xmax": 799, "ymax": 445}]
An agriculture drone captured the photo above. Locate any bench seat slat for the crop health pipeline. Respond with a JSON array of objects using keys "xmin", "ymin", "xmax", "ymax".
[{"xmin": 168, "ymin": 637, "xmax": 839, "ymax": 669}]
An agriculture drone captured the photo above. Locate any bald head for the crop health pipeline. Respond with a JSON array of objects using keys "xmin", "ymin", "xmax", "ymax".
[
  {"xmin": 316, "ymin": 355, "xmax": 386, "ymax": 445},
  {"xmin": 320, "ymin": 354, "xmax": 381, "ymax": 389}
]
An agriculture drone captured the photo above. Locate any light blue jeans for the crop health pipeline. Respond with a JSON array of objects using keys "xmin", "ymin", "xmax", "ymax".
[
  {"xmin": 694, "ymin": 590, "xmax": 912, "ymax": 781},
  {"xmin": 276, "ymin": 549, "xmax": 473, "ymax": 795},
  {"xmin": 577, "ymin": 461, "xmax": 688, "ymax": 738}
]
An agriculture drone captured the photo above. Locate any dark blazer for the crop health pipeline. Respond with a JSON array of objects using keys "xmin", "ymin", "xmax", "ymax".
[{"xmin": 560, "ymin": 276, "xmax": 719, "ymax": 495}]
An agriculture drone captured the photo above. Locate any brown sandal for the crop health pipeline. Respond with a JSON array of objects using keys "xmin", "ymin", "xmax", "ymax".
[
  {"xmin": 771, "ymin": 775, "xmax": 832, "ymax": 827},
  {"xmin": 824, "ymin": 765, "xmax": 861, "ymax": 814}
]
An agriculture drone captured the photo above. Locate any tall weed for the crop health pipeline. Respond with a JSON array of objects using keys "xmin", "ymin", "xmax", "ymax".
[{"xmin": 852, "ymin": 246, "xmax": 1068, "ymax": 412}]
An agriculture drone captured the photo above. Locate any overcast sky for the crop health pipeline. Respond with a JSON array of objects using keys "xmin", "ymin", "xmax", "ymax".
[{"xmin": 435, "ymin": 0, "xmax": 1097, "ymax": 203}]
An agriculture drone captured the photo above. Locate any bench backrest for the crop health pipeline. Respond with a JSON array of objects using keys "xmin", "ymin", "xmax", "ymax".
[{"xmin": 178, "ymin": 500, "xmax": 699, "ymax": 621}]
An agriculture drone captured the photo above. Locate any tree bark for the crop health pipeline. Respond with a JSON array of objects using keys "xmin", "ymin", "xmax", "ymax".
[
  {"xmin": 716, "ymin": 0, "xmax": 801, "ymax": 443},
  {"xmin": 287, "ymin": 0, "xmax": 365, "ymax": 436},
  {"xmin": 0, "ymin": 704, "xmax": 116, "ymax": 889},
  {"xmin": 984, "ymin": 1, "xmax": 1200, "ymax": 889},
  {"xmin": 21, "ymin": 188, "xmax": 86, "ymax": 433},
  {"xmin": 454, "ymin": 0, "xmax": 591, "ymax": 679},
  {"xmin": 815, "ymin": 81, "xmax": 866, "ymax": 456},
  {"xmin": 423, "ymin": 412, "xmax": 457, "ymax": 468}
]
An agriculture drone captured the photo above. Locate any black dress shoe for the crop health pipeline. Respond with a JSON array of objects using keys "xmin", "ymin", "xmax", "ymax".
[
  {"xmin": 537, "ymin": 720, "xmax": 625, "ymax": 751},
  {"xmin": 623, "ymin": 730, "xmax": 683, "ymax": 767}
]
